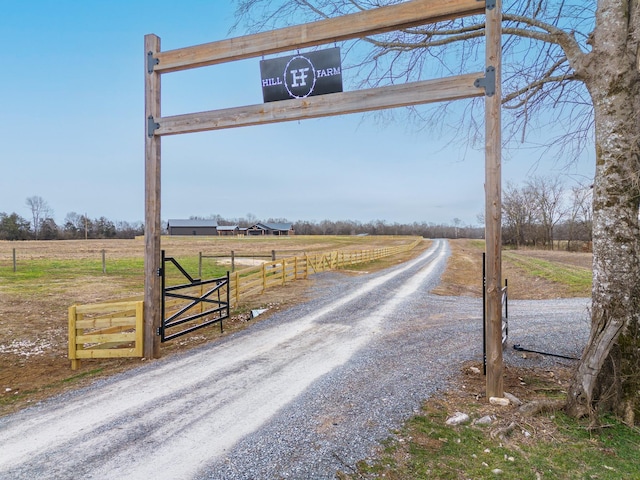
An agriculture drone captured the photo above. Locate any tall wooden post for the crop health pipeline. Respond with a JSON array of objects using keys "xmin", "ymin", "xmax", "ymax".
[
  {"xmin": 484, "ymin": 0, "xmax": 503, "ymax": 398},
  {"xmin": 144, "ymin": 34, "xmax": 162, "ymax": 359}
]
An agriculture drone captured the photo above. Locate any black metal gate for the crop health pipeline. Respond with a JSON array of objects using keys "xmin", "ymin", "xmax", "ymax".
[{"xmin": 160, "ymin": 250, "xmax": 230, "ymax": 342}]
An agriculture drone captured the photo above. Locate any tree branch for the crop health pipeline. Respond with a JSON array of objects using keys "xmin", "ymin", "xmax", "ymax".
[
  {"xmin": 361, "ymin": 29, "xmax": 485, "ymax": 51},
  {"xmin": 504, "ymin": 64, "xmax": 577, "ymax": 107},
  {"xmin": 503, "ymin": 13, "xmax": 588, "ymax": 74}
]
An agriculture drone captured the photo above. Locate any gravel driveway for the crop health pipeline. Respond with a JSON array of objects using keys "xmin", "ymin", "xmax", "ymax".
[{"xmin": 0, "ymin": 239, "xmax": 590, "ymax": 479}]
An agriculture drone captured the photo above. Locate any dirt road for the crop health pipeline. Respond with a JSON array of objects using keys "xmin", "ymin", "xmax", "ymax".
[{"xmin": 0, "ymin": 239, "xmax": 584, "ymax": 479}]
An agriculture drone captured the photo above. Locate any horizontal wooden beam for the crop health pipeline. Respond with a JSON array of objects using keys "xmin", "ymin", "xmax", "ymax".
[
  {"xmin": 153, "ymin": 0, "xmax": 485, "ymax": 73},
  {"xmin": 155, "ymin": 73, "xmax": 483, "ymax": 136}
]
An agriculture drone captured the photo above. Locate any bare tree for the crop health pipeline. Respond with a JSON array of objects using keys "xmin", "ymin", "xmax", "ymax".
[
  {"xmin": 25, "ymin": 196, "xmax": 53, "ymax": 240},
  {"xmin": 452, "ymin": 217, "xmax": 461, "ymax": 238},
  {"xmin": 525, "ymin": 176, "xmax": 566, "ymax": 250},
  {"xmin": 63, "ymin": 212, "xmax": 82, "ymax": 239},
  {"xmin": 234, "ymin": 0, "xmax": 640, "ymax": 423},
  {"xmin": 245, "ymin": 212, "xmax": 258, "ymax": 225},
  {"xmin": 566, "ymin": 183, "xmax": 593, "ymax": 251},
  {"xmin": 502, "ymin": 181, "xmax": 534, "ymax": 248}
]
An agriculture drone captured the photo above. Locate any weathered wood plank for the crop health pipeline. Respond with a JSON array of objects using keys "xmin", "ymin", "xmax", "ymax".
[
  {"xmin": 76, "ymin": 332, "xmax": 136, "ymax": 344},
  {"xmin": 239, "ymin": 284, "xmax": 263, "ymax": 297},
  {"xmin": 156, "ymin": 74, "xmax": 482, "ymax": 136},
  {"xmin": 144, "ymin": 33, "xmax": 162, "ymax": 360},
  {"xmin": 154, "ymin": 0, "xmax": 484, "ymax": 73},
  {"xmin": 75, "ymin": 301, "xmax": 140, "ymax": 314},
  {"xmin": 239, "ymin": 277, "xmax": 265, "ymax": 292},
  {"xmin": 134, "ymin": 301, "xmax": 144, "ymax": 356},
  {"xmin": 82, "ymin": 326, "xmax": 135, "ymax": 337},
  {"xmin": 68, "ymin": 305, "xmax": 77, "ymax": 366},
  {"xmin": 484, "ymin": 0, "xmax": 503, "ymax": 399},
  {"xmin": 76, "ymin": 348, "xmax": 139, "ymax": 359},
  {"xmin": 76, "ymin": 317, "xmax": 137, "ymax": 329}
]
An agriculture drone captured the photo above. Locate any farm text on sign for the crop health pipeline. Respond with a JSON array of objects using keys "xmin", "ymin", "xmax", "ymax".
[{"xmin": 260, "ymin": 47, "xmax": 343, "ymax": 102}]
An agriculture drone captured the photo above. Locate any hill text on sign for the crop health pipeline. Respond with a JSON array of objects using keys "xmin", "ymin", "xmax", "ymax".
[{"xmin": 260, "ymin": 47, "xmax": 343, "ymax": 103}]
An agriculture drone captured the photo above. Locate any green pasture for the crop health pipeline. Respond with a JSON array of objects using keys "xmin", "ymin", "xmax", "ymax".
[
  {"xmin": 0, "ymin": 256, "xmax": 228, "ymax": 295},
  {"xmin": 0, "ymin": 235, "xmax": 421, "ymax": 296},
  {"xmin": 503, "ymin": 252, "xmax": 592, "ymax": 295}
]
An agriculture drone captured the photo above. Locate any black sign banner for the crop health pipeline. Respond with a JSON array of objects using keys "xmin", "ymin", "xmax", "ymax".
[{"xmin": 260, "ymin": 47, "xmax": 343, "ymax": 103}]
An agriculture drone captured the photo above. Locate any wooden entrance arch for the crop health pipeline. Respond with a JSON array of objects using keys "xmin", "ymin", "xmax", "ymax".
[{"xmin": 145, "ymin": 0, "xmax": 503, "ymax": 397}]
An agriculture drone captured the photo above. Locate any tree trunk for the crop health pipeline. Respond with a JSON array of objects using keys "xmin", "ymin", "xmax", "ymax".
[{"xmin": 566, "ymin": 0, "xmax": 640, "ymax": 424}]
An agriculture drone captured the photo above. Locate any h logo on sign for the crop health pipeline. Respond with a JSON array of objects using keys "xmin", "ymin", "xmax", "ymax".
[{"xmin": 290, "ymin": 68, "xmax": 310, "ymax": 87}]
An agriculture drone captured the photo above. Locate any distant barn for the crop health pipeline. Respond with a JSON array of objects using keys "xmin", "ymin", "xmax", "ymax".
[
  {"xmin": 167, "ymin": 219, "xmax": 218, "ymax": 236},
  {"xmin": 216, "ymin": 225, "xmax": 240, "ymax": 236},
  {"xmin": 247, "ymin": 222, "xmax": 294, "ymax": 236}
]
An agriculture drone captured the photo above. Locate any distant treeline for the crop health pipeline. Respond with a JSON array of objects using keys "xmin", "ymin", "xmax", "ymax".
[
  {"xmin": 0, "ymin": 212, "xmax": 144, "ymax": 240},
  {"xmin": 0, "ymin": 209, "xmax": 593, "ymax": 250},
  {"xmin": 0, "ymin": 211, "xmax": 483, "ymax": 241},
  {"xmin": 288, "ymin": 219, "xmax": 483, "ymax": 239}
]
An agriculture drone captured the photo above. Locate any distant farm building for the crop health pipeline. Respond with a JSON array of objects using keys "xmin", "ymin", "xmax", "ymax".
[
  {"xmin": 216, "ymin": 225, "xmax": 240, "ymax": 236},
  {"xmin": 166, "ymin": 219, "xmax": 293, "ymax": 236},
  {"xmin": 247, "ymin": 223, "xmax": 294, "ymax": 236},
  {"xmin": 167, "ymin": 219, "xmax": 218, "ymax": 236}
]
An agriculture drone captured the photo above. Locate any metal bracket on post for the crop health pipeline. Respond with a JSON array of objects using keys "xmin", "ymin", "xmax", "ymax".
[
  {"xmin": 148, "ymin": 116, "xmax": 160, "ymax": 138},
  {"xmin": 474, "ymin": 66, "xmax": 496, "ymax": 97},
  {"xmin": 147, "ymin": 51, "xmax": 159, "ymax": 74},
  {"xmin": 478, "ymin": 0, "xmax": 496, "ymax": 9}
]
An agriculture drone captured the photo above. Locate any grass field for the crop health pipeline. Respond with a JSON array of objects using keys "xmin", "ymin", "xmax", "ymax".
[
  {"xmin": 433, "ymin": 240, "xmax": 592, "ymax": 299},
  {"xmin": 504, "ymin": 251, "xmax": 592, "ymax": 295}
]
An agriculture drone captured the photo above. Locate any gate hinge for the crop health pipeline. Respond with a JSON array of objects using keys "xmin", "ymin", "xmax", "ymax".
[
  {"xmin": 156, "ymin": 266, "xmax": 163, "ymax": 277},
  {"xmin": 147, "ymin": 51, "xmax": 159, "ymax": 74},
  {"xmin": 478, "ymin": 0, "xmax": 495, "ymax": 10},
  {"xmin": 156, "ymin": 327, "xmax": 162, "ymax": 336},
  {"xmin": 148, "ymin": 116, "xmax": 160, "ymax": 138},
  {"xmin": 474, "ymin": 66, "xmax": 496, "ymax": 97}
]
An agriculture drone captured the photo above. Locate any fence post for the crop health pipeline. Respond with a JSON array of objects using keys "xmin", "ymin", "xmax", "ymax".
[
  {"xmin": 68, "ymin": 305, "xmax": 80, "ymax": 370},
  {"xmin": 231, "ymin": 250, "xmax": 235, "ymax": 272},
  {"xmin": 135, "ymin": 301, "xmax": 145, "ymax": 357},
  {"xmin": 102, "ymin": 250, "xmax": 106, "ymax": 274},
  {"xmin": 234, "ymin": 270, "xmax": 240, "ymax": 306},
  {"xmin": 272, "ymin": 249, "xmax": 276, "ymax": 261},
  {"xmin": 282, "ymin": 259, "xmax": 286, "ymax": 286},
  {"xmin": 262, "ymin": 262, "xmax": 266, "ymax": 293},
  {"xmin": 13, "ymin": 248, "xmax": 16, "ymax": 272},
  {"xmin": 199, "ymin": 252, "xmax": 203, "ymax": 278}
]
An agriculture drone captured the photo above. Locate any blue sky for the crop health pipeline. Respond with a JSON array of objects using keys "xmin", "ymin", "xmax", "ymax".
[{"xmin": 0, "ymin": 1, "xmax": 594, "ymax": 227}]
